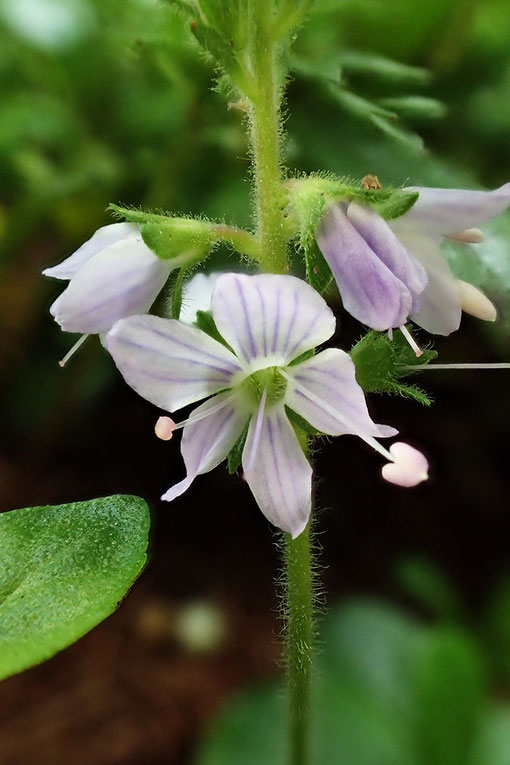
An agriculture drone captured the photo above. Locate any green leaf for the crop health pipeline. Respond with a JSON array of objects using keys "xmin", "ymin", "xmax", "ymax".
[
  {"xmin": 350, "ymin": 328, "xmax": 437, "ymax": 405},
  {"xmin": 394, "ymin": 558, "xmax": 463, "ymax": 622},
  {"xmin": 194, "ymin": 310, "xmax": 233, "ymax": 350},
  {"xmin": 196, "ymin": 599, "xmax": 487, "ymax": 765},
  {"xmin": 369, "ymin": 114, "xmax": 424, "ymax": 153},
  {"xmin": 410, "ymin": 629, "xmax": 485, "ymax": 765},
  {"xmin": 227, "ymin": 422, "xmax": 249, "ymax": 474},
  {"xmin": 377, "ymin": 96, "xmax": 447, "ymax": 121},
  {"xmin": 338, "ymin": 52, "xmax": 431, "ymax": 87},
  {"xmin": 0, "ymin": 496, "xmax": 150, "ymax": 680}
]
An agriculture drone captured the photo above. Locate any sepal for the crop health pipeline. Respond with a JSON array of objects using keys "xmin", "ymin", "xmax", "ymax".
[{"xmin": 350, "ymin": 328, "xmax": 437, "ymax": 406}]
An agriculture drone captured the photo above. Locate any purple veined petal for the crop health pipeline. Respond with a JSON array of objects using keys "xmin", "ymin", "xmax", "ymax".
[
  {"xmin": 399, "ymin": 233, "xmax": 462, "ymax": 335},
  {"xmin": 51, "ymin": 237, "xmax": 173, "ymax": 333},
  {"xmin": 43, "ymin": 222, "xmax": 139, "ymax": 280},
  {"xmin": 283, "ymin": 348, "xmax": 397, "ymax": 439},
  {"xmin": 346, "ymin": 201, "xmax": 428, "ymax": 313},
  {"xmin": 392, "ymin": 183, "xmax": 510, "ymax": 237},
  {"xmin": 316, "ymin": 204, "xmax": 413, "ymax": 330},
  {"xmin": 161, "ymin": 391, "xmax": 251, "ymax": 502},
  {"xmin": 211, "ymin": 273, "xmax": 335, "ymax": 367},
  {"xmin": 106, "ymin": 314, "xmax": 243, "ymax": 412},
  {"xmin": 242, "ymin": 403, "xmax": 312, "ymax": 538}
]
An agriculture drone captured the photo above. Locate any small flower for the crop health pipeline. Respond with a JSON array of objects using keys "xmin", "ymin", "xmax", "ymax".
[
  {"xmin": 43, "ymin": 222, "xmax": 173, "ymax": 343},
  {"xmin": 106, "ymin": 273, "xmax": 426, "ymax": 538},
  {"xmin": 316, "ymin": 183, "xmax": 510, "ymax": 336}
]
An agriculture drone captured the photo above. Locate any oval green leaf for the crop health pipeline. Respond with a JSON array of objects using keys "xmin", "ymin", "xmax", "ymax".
[{"xmin": 0, "ymin": 495, "xmax": 151, "ymax": 680}]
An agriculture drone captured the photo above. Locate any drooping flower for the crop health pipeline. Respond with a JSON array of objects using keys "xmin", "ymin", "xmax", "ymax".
[
  {"xmin": 43, "ymin": 222, "xmax": 174, "ymax": 360},
  {"xmin": 316, "ymin": 183, "xmax": 510, "ymax": 336},
  {"xmin": 106, "ymin": 273, "xmax": 428, "ymax": 538}
]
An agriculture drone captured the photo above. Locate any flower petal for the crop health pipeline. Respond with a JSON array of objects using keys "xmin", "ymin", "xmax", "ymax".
[
  {"xmin": 242, "ymin": 404, "xmax": 312, "ymax": 538},
  {"xmin": 284, "ymin": 348, "xmax": 397, "ymax": 438},
  {"xmin": 346, "ymin": 201, "xmax": 428, "ymax": 313},
  {"xmin": 43, "ymin": 222, "xmax": 138, "ymax": 280},
  {"xmin": 400, "ymin": 233, "xmax": 462, "ymax": 335},
  {"xmin": 106, "ymin": 314, "xmax": 243, "ymax": 411},
  {"xmin": 180, "ymin": 272, "xmax": 222, "ymax": 324},
  {"xmin": 161, "ymin": 391, "xmax": 251, "ymax": 501},
  {"xmin": 316, "ymin": 204, "xmax": 413, "ymax": 330},
  {"xmin": 51, "ymin": 237, "xmax": 172, "ymax": 333},
  {"xmin": 211, "ymin": 273, "xmax": 335, "ymax": 367},
  {"xmin": 393, "ymin": 183, "xmax": 510, "ymax": 237}
]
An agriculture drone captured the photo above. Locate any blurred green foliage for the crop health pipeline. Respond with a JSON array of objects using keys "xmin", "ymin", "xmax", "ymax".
[{"xmin": 195, "ymin": 579, "xmax": 510, "ymax": 765}]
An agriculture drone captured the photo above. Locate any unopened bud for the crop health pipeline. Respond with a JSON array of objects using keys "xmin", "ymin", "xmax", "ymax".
[
  {"xmin": 382, "ymin": 442, "xmax": 429, "ymax": 488},
  {"xmin": 457, "ymin": 280, "xmax": 497, "ymax": 322},
  {"xmin": 155, "ymin": 416, "xmax": 176, "ymax": 441}
]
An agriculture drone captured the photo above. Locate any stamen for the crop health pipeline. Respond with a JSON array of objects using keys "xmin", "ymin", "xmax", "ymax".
[
  {"xmin": 457, "ymin": 280, "xmax": 497, "ymax": 322},
  {"xmin": 246, "ymin": 388, "xmax": 267, "ymax": 470},
  {"xmin": 58, "ymin": 334, "xmax": 89, "ymax": 367},
  {"xmin": 172, "ymin": 391, "xmax": 236, "ymax": 431},
  {"xmin": 155, "ymin": 416, "xmax": 176, "ymax": 441},
  {"xmin": 381, "ymin": 442, "xmax": 429, "ymax": 487},
  {"xmin": 399, "ymin": 325, "xmax": 423, "ymax": 358},
  {"xmin": 279, "ymin": 369, "xmax": 393, "ymax": 462},
  {"xmin": 446, "ymin": 227, "xmax": 484, "ymax": 244},
  {"xmin": 404, "ymin": 362, "xmax": 510, "ymax": 371}
]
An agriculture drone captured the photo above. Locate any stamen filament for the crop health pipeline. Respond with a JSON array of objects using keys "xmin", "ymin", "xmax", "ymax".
[
  {"xmin": 247, "ymin": 388, "xmax": 267, "ymax": 470},
  {"xmin": 172, "ymin": 391, "xmax": 236, "ymax": 431},
  {"xmin": 279, "ymin": 370, "xmax": 393, "ymax": 462},
  {"xmin": 58, "ymin": 334, "xmax": 89, "ymax": 367},
  {"xmin": 399, "ymin": 325, "xmax": 423, "ymax": 357}
]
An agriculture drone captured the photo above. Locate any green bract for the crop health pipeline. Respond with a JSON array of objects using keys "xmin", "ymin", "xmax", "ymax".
[
  {"xmin": 350, "ymin": 328, "xmax": 437, "ymax": 406},
  {"xmin": 0, "ymin": 495, "xmax": 150, "ymax": 680}
]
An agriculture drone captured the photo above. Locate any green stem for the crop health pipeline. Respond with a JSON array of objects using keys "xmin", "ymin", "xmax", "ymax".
[
  {"xmin": 248, "ymin": 4, "xmax": 288, "ymax": 273},
  {"xmin": 247, "ymin": 7, "xmax": 313, "ymax": 764},
  {"xmin": 284, "ymin": 524, "xmax": 314, "ymax": 765}
]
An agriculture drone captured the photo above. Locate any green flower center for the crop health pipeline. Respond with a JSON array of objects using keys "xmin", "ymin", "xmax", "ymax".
[{"xmin": 243, "ymin": 366, "xmax": 287, "ymax": 407}]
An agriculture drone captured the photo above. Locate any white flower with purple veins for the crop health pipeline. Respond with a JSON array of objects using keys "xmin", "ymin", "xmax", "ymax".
[
  {"xmin": 106, "ymin": 273, "xmax": 428, "ymax": 538},
  {"xmin": 316, "ymin": 183, "xmax": 510, "ymax": 336},
  {"xmin": 43, "ymin": 222, "xmax": 173, "ymax": 354}
]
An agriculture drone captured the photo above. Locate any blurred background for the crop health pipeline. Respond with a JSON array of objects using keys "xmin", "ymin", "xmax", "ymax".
[{"xmin": 1, "ymin": 0, "xmax": 510, "ymax": 763}]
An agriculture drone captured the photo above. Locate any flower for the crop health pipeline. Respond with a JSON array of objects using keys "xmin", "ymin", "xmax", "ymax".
[
  {"xmin": 106, "ymin": 272, "xmax": 427, "ymax": 538},
  {"xmin": 43, "ymin": 222, "xmax": 173, "ymax": 336},
  {"xmin": 316, "ymin": 183, "xmax": 510, "ymax": 336}
]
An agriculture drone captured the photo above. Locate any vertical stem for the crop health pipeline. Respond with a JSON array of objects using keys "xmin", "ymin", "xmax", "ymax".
[
  {"xmin": 247, "ymin": 7, "xmax": 313, "ymax": 764},
  {"xmin": 248, "ymin": 4, "xmax": 288, "ymax": 273},
  {"xmin": 284, "ymin": 524, "xmax": 314, "ymax": 765}
]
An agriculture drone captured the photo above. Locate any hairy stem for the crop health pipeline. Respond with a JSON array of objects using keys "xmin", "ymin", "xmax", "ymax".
[
  {"xmin": 247, "ymin": 7, "xmax": 314, "ymax": 764},
  {"xmin": 284, "ymin": 524, "xmax": 314, "ymax": 765},
  {"xmin": 248, "ymin": 4, "xmax": 288, "ymax": 273}
]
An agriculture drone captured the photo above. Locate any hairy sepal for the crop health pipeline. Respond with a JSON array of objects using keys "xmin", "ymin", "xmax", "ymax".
[{"xmin": 350, "ymin": 328, "xmax": 437, "ymax": 405}]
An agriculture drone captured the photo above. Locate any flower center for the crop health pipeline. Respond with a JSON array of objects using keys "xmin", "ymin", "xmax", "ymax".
[{"xmin": 243, "ymin": 366, "xmax": 287, "ymax": 407}]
